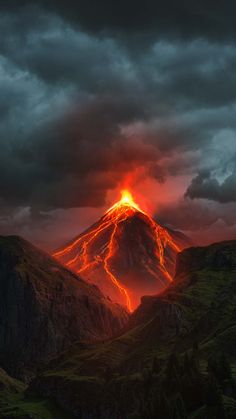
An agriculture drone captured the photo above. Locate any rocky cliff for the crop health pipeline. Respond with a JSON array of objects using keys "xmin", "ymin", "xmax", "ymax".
[{"xmin": 0, "ymin": 235, "xmax": 128, "ymax": 379}]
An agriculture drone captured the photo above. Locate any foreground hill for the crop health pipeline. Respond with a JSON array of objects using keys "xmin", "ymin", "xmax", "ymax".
[
  {"xmin": 33, "ymin": 240, "xmax": 236, "ymax": 418},
  {"xmin": 0, "ymin": 366, "xmax": 73, "ymax": 419},
  {"xmin": 0, "ymin": 236, "xmax": 128, "ymax": 380}
]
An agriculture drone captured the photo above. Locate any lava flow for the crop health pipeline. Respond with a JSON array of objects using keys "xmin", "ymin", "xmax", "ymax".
[{"xmin": 53, "ymin": 190, "xmax": 183, "ymax": 311}]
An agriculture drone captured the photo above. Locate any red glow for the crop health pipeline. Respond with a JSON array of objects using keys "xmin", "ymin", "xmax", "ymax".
[
  {"xmin": 107, "ymin": 189, "xmax": 144, "ymax": 214},
  {"xmin": 53, "ymin": 190, "xmax": 180, "ymax": 311}
]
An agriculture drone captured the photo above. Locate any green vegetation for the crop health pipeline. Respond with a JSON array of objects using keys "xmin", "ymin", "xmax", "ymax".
[
  {"xmin": 31, "ymin": 240, "xmax": 236, "ymax": 417},
  {"xmin": 2, "ymin": 239, "xmax": 236, "ymax": 418},
  {"xmin": 34, "ymin": 345, "xmax": 236, "ymax": 418},
  {"xmin": 0, "ymin": 368, "xmax": 73, "ymax": 419}
]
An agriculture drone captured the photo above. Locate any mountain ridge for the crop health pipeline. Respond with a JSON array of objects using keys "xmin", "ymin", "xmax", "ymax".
[
  {"xmin": 0, "ymin": 235, "xmax": 128, "ymax": 380},
  {"xmin": 32, "ymin": 238, "xmax": 236, "ymax": 418}
]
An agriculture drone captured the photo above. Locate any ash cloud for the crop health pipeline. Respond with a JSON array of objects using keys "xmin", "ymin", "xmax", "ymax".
[
  {"xmin": 0, "ymin": 3, "xmax": 236, "ymax": 244},
  {"xmin": 156, "ymin": 197, "xmax": 236, "ymax": 244}
]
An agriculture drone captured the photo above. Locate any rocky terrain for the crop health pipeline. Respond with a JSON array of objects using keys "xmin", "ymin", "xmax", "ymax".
[
  {"xmin": 0, "ymin": 235, "xmax": 128, "ymax": 380},
  {"xmin": 30, "ymin": 240, "xmax": 236, "ymax": 418},
  {"xmin": 1, "ymin": 238, "xmax": 236, "ymax": 418}
]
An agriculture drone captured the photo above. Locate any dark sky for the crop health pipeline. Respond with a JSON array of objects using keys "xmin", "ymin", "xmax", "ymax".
[{"xmin": 1, "ymin": 1, "xmax": 236, "ymax": 249}]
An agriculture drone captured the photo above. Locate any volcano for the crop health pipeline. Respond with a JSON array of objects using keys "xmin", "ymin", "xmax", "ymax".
[{"xmin": 53, "ymin": 191, "xmax": 186, "ymax": 310}]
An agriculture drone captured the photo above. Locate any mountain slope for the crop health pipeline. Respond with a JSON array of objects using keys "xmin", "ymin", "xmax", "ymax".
[
  {"xmin": 0, "ymin": 366, "xmax": 73, "ymax": 419},
  {"xmin": 54, "ymin": 190, "xmax": 188, "ymax": 310},
  {"xmin": 0, "ymin": 235, "xmax": 128, "ymax": 379},
  {"xmin": 34, "ymin": 239, "xmax": 236, "ymax": 418},
  {"xmin": 129, "ymin": 239, "xmax": 236, "ymax": 351}
]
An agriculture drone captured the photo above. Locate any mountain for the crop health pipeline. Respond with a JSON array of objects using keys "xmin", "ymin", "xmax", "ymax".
[
  {"xmin": 33, "ymin": 239, "xmax": 236, "ymax": 418},
  {"xmin": 0, "ymin": 235, "xmax": 128, "ymax": 379},
  {"xmin": 53, "ymin": 190, "xmax": 189, "ymax": 310}
]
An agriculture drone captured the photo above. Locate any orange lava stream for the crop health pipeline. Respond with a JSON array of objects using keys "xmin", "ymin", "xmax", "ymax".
[
  {"xmin": 79, "ymin": 205, "xmax": 133, "ymax": 310},
  {"xmin": 67, "ymin": 219, "xmax": 111, "ymax": 269},
  {"xmin": 103, "ymin": 210, "xmax": 133, "ymax": 311},
  {"xmin": 53, "ymin": 190, "xmax": 180, "ymax": 311}
]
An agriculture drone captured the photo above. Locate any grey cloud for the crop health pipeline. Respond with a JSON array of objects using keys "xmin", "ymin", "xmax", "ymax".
[
  {"xmin": 157, "ymin": 198, "xmax": 236, "ymax": 231},
  {"xmin": 186, "ymin": 169, "xmax": 236, "ymax": 203},
  {"xmin": 2, "ymin": 11, "xmax": 236, "ymax": 113},
  {"xmin": 0, "ymin": 3, "xmax": 236, "ymax": 244},
  {"xmin": 2, "ymin": 1, "xmax": 236, "ymax": 42}
]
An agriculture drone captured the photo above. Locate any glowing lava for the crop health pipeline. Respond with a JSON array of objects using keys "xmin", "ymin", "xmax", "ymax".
[
  {"xmin": 107, "ymin": 189, "xmax": 143, "ymax": 213},
  {"xmin": 53, "ymin": 190, "xmax": 181, "ymax": 311}
]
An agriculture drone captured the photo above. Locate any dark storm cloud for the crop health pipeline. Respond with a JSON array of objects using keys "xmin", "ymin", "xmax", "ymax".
[
  {"xmin": 2, "ymin": 1, "xmax": 236, "ymax": 41},
  {"xmin": 3, "ymin": 18, "xmax": 236, "ymax": 112},
  {"xmin": 186, "ymin": 169, "xmax": 236, "ymax": 203},
  {"xmin": 0, "ymin": 2, "xmax": 236, "ymax": 243}
]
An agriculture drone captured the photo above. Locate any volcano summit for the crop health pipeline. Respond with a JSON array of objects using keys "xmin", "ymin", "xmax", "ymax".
[{"xmin": 53, "ymin": 191, "xmax": 185, "ymax": 310}]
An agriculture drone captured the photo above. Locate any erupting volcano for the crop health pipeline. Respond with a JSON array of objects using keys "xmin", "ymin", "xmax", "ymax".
[{"xmin": 53, "ymin": 190, "xmax": 186, "ymax": 311}]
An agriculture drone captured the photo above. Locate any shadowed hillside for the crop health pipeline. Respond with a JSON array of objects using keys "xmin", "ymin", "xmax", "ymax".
[
  {"xmin": 31, "ymin": 240, "xmax": 236, "ymax": 418},
  {"xmin": 0, "ymin": 235, "xmax": 128, "ymax": 380}
]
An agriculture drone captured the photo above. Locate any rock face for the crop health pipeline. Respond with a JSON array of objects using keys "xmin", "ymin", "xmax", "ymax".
[
  {"xmin": 175, "ymin": 239, "xmax": 236, "ymax": 275},
  {"xmin": 0, "ymin": 235, "xmax": 128, "ymax": 379},
  {"xmin": 129, "ymin": 239, "xmax": 236, "ymax": 343}
]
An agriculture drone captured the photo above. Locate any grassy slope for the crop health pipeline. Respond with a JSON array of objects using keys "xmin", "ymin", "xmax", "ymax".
[
  {"xmin": 2, "ymin": 240, "xmax": 236, "ymax": 417},
  {"xmin": 32, "ymin": 240, "xmax": 236, "ymax": 417},
  {"xmin": 0, "ymin": 368, "xmax": 73, "ymax": 419},
  {"xmin": 40, "ymin": 241, "xmax": 236, "ymax": 374}
]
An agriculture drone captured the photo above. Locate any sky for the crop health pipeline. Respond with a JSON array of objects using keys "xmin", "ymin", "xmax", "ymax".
[{"xmin": 0, "ymin": 1, "xmax": 236, "ymax": 249}]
